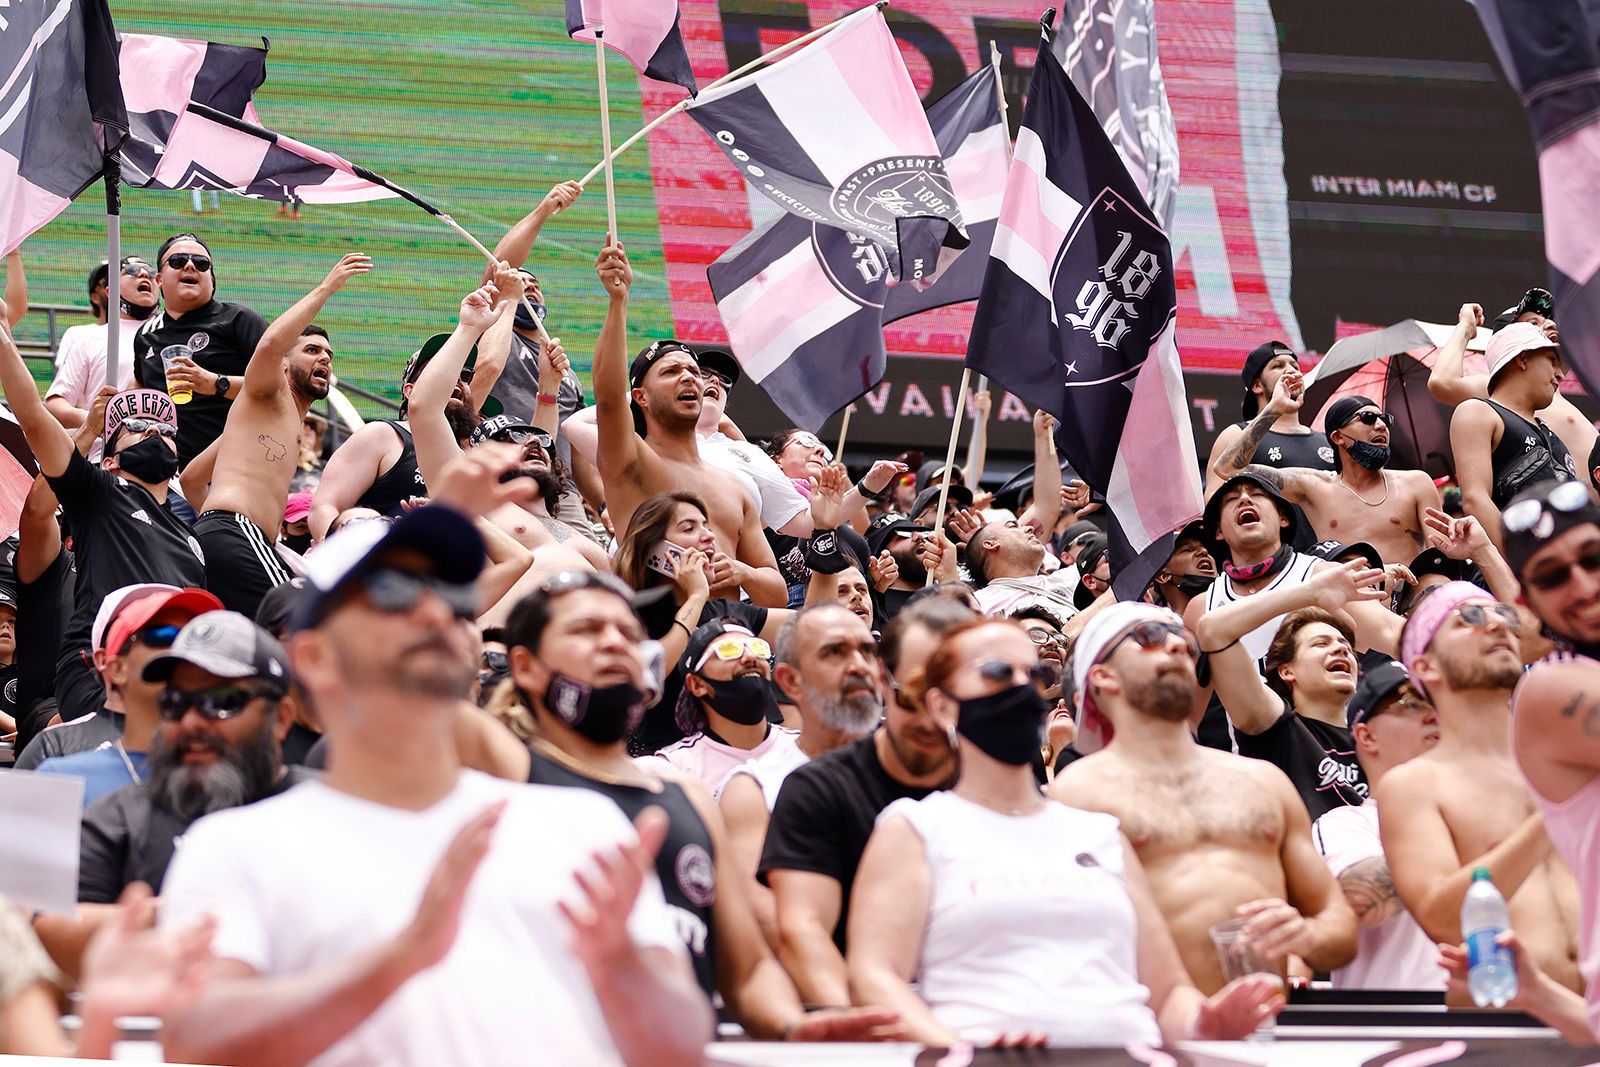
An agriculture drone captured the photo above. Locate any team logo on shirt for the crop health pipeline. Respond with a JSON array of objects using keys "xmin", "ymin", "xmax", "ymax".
[
  {"xmin": 1266, "ymin": 447, "xmax": 1282, "ymax": 463},
  {"xmin": 3, "ymin": 679, "xmax": 15, "ymax": 705},
  {"xmin": 188, "ymin": 536, "xmax": 206, "ymax": 563},
  {"xmin": 1318, "ymin": 446, "xmax": 1335, "ymax": 464},
  {"xmin": 188, "ymin": 332, "xmax": 210, "ymax": 352},
  {"xmin": 675, "ymin": 843, "xmax": 716, "ymax": 907}
]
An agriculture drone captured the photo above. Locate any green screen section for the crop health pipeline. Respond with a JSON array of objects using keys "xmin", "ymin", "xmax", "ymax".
[{"xmin": 17, "ymin": 0, "xmax": 675, "ymax": 411}]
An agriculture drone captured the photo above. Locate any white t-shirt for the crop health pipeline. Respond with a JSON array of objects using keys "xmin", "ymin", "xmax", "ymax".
[
  {"xmin": 974, "ymin": 574, "xmax": 1080, "ymax": 618},
  {"xmin": 699, "ymin": 431, "xmax": 809, "ymax": 531},
  {"xmin": 887, "ymin": 792, "xmax": 1161, "ymax": 1046},
  {"xmin": 160, "ymin": 770, "xmax": 686, "ymax": 1067},
  {"xmin": 636, "ymin": 724, "xmax": 800, "ymax": 799},
  {"xmin": 1312, "ymin": 801, "xmax": 1443, "ymax": 991},
  {"xmin": 48, "ymin": 318, "xmax": 141, "ymax": 463},
  {"xmin": 716, "ymin": 740, "xmax": 810, "ymax": 811}
]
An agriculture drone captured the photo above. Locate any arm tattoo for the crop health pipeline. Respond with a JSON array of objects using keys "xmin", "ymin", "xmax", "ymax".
[
  {"xmin": 1559, "ymin": 690, "xmax": 1600, "ymax": 738},
  {"xmin": 1220, "ymin": 408, "xmax": 1279, "ymax": 472},
  {"xmin": 1338, "ymin": 855, "xmax": 1403, "ymax": 929}
]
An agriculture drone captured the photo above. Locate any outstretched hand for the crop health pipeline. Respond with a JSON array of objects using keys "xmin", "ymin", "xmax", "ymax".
[
  {"xmin": 810, "ymin": 463, "xmax": 850, "ymax": 530},
  {"xmin": 430, "ymin": 441, "xmax": 539, "ymax": 517},
  {"xmin": 321, "ymin": 253, "xmax": 372, "ymax": 293},
  {"xmin": 1424, "ymin": 506, "xmax": 1489, "ymax": 560},
  {"xmin": 392, "ymin": 801, "xmax": 506, "ymax": 974},
  {"xmin": 1309, "ymin": 558, "xmax": 1387, "ymax": 613},
  {"xmin": 79, "ymin": 882, "xmax": 216, "ymax": 1021},
  {"xmin": 457, "ymin": 283, "xmax": 500, "ymax": 334}
]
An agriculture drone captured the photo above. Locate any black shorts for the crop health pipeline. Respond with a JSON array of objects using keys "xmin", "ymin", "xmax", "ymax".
[{"xmin": 195, "ymin": 510, "xmax": 292, "ymax": 619}]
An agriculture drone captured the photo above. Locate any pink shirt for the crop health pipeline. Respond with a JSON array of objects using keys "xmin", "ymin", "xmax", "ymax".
[{"xmin": 635, "ymin": 726, "xmax": 800, "ymax": 799}]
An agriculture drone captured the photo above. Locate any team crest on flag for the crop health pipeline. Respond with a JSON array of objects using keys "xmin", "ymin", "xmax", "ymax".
[{"xmin": 1056, "ymin": 188, "xmax": 1173, "ymax": 386}]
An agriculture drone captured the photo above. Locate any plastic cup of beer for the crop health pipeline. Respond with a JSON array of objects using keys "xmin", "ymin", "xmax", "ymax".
[
  {"xmin": 1209, "ymin": 917, "xmax": 1285, "ymax": 1041},
  {"xmin": 160, "ymin": 345, "xmax": 194, "ymax": 404}
]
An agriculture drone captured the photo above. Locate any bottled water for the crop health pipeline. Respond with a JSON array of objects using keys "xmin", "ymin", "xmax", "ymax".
[{"xmin": 1462, "ymin": 867, "xmax": 1518, "ymax": 1008}]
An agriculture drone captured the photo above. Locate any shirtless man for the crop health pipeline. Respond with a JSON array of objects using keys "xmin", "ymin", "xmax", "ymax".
[
  {"xmin": 1378, "ymin": 580, "xmax": 1584, "ymax": 999},
  {"xmin": 1212, "ymin": 382, "xmax": 1440, "ymax": 566},
  {"xmin": 1051, "ymin": 602, "xmax": 1357, "ymax": 993},
  {"xmin": 591, "ymin": 240, "xmax": 785, "ymax": 607},
  {"xmin": 189, "ymin": 253, "xmax": 369, "ymax": 616},
  {"xmin": 407, "ymin": 270, "xmax": 608, "ymax": 586}
]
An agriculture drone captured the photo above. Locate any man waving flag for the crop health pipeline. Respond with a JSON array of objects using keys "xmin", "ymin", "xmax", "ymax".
[
  {"xmin": 687, "ymin": 5, "xmax": 967, "ymax": 287},
  {"xmin": 967, "ymin": 42, "xmax": 1199, "ymax": 600},
  {"xmin": 0, "ymin": 0, "xmax": 126, "ymax": 256}
]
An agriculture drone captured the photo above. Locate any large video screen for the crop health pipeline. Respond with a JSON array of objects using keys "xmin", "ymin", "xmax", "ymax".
[{"xmin": 19, "ymin": 0, "xmax": 1542, "ymax": 463}]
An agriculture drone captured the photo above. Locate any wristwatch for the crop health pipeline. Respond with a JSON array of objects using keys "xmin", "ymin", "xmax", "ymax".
[{"xmin": 213, "ymin": 374, "xmax": 231, "ymax": 397}]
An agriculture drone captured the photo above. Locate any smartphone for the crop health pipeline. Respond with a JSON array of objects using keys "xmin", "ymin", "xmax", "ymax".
[{"xmin": 645, "ymin": 541, "xmax": 686, "ymax": 579}]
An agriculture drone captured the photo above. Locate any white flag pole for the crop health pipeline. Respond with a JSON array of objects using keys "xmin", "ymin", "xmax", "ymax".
[
  {"xmin": 927, "ymin": 366, "xmax": 972, "ymax": 586},
  {"xmin": 437, "ymin": 214, "xmax": 554, "ymax": 346},
  {"xmin": 965, "ymin": 44, "xmax": 1012, "ymax": 482},
  {"xmin": 835, "ymin": 402, "xmax": 856, "ymax": 458},
  {"xmin": 594, "ymin": 28, "xmax": 619, "ymax": 240},
  {"xmin": 579, "ymin": 2, "xmax": 889, "ymax": 188}
]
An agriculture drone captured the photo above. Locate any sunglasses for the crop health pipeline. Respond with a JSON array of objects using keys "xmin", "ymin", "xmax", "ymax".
[
  {"xmin": 163, "ymin": 252, "xmax": 213, "ymax": 273},
  {"xmin": 787, "ymin": 434, "xmax": 834, "ymax": 461},
  {"xmin": 694, "ymin": 635, "xmax": 771, "ymax": 671},
  {"xmin": 118, "ymin": 418, "xmax": 178, "ymax": 439},
  {"xmin": 1101, "ymin": 620, "xmax": 1199, "ymax": 662},
  {"xmin": 158, "ymin": 683, "xmax": 281, "ymax": 722},
  {"xmin": 973, "ymin": 659, "xmax": 1058, "ymax": 688},
  {"xmin": 496, "ymin": 428, "xmax": 554, "ymax": 451},
  {"xmin": 120, "ymin": 623, "xmax": 181, "ymax": 655},
  {"xmin": 359, "ymin": 568, "xmax": 479, "ymax": 621},
  {"xmin": 1341, "ymin": 410, "xmax": 1394, "ymax": 429},
  {"xmin": 121, "ymin": 259, "xmax": 156, "ymax": 279},
  {"xmin": 1503, "ymin": 479, "xmax": 1590, "ymax": 537},
  {"xmin": 698, "ymin": 367, "xmax": 734, "ymax": 389},
  {"xmin": 1449, "ymin": 602, "xmax": 1523, "ymax": 633},
  {"xmin": 1526, "ymin": 546, "xmax": 1600, "ymax": 593},
  {"xmin": 481, "ymin": 650, "xmax": 509, "ymax": 673}
]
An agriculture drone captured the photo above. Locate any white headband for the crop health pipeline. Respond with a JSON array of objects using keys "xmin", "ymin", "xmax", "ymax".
[{"xmin": 1070, "ymin": 601, "xmax": 1185, "ymax": 754}]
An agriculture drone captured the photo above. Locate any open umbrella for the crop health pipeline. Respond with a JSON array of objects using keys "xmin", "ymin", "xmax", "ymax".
[{"xmin": 1301, "ymin": 320, "xmax": 1490, "ymax": 481}]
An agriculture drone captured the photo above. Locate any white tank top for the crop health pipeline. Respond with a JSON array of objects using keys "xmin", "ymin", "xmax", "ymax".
[
  {"xmin": 1204, "ymin": 551, "xmax": 1321, "ymax": 668},
  {"xmin": 886, "ymin": 792, "xmax": 1161, "ymax": 1046}
]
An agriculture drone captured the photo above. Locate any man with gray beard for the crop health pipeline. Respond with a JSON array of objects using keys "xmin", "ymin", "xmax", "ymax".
[
  {"xmin": 718, "ymin": 604, "xmax": 885, "ymax": 937},
  {"xmin": 77, "ymin": 611, "xmax": 309, "ymax": 904}
]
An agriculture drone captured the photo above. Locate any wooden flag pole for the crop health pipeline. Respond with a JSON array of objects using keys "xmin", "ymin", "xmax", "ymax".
[
  {"xmin": 437, "ymin": 214, "xmax": 555, "ymax": 347},
  {"xmin": 594, "ymin": 28, "xmax": 620, "ymax": 240},
  {"xmin": 579, "ymin": 2, "xmax": 888, "ymax": 188},
  {"xmin": 927, "ymin": 366, "xmax": 972, "ymax": 586},
  {"xmin": 835, "ymin": 402, "xmax": 856, "ymax": 458}
]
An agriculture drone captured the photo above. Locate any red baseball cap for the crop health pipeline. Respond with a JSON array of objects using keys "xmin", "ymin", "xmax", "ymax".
[{"xmin": 103, "ymin": 586, "xmax": 223, "ymax": 656}]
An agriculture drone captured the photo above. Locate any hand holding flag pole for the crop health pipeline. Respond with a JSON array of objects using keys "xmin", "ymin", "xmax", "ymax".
[
  {"xmin": 577, "ymin": 2, "xmax": 889, "ymax": 189},
  {"xmin": 926, "ymin": 366, "xmax": 972, "ymax": 587}
]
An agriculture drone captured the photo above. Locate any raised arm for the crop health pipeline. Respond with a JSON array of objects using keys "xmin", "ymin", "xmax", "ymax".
[
  {"xmin": 466, "ymin": 267, "xmax": 521, "ymax": 414},
  {"xmin": 246, "ymin": 254, "xmax": 370, "ymax": 401},
  {"xmin": 0, "ymin": 322, "xmax": 73, "ymax": 477},
  {"xmin": 1212, "ymin": 370, "xmax": 1303, "ymax": 482},
  {"xmin": 1427, "ymin": 303, "xmax": 1488, "ymax": 406},
  {"xmin": 6, "ymin": 248, "xmax": 27, "ymax": 326},
  {"xmin": 1421, "ymin": 507, "xmax": 1520, "ymax": 610},
  {"xmin": 532, "ymin": 335, "xmax": 569, "ymax": 438},
  {"xmin": 488, "ymin": 181, "xmax": 582, "ymax": 272},
  {"xmin": 591, "ymin": 239, "xmax": 645, "ymax": 480},
  {"xmin": 1376, "ymin": 766, "xmax": 1552, "ymax": 943},
  {"xmin": 411, "ymin": 284, "xmax": 504, "ymax": 487},
  {"xmin": 1020, "ymin": 412, "xmax": 1062, "ymax": 535}
]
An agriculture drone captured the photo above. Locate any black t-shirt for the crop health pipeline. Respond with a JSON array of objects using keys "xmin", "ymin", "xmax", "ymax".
[
  {"xmin": 45, "ymin": 451, "xmax": 207, "ymax": 657},
  {"xmin": 13, "ymin": 709, "xmax": 122, "ymax": 771},
  {"xmin": 630, "ymin": 598, "xmax": 769, "ymax": 757},
  {"xmin": 758, "ymin": 733, "xmax": 941, "ymax": 950},
  {"xmin": 14, "ymin": 547, "xmax": 76, "ymax": 752},
  {"xmin": 1235, "ymin": 705, "xmax": 1367, "ymax": 820},
  {"xmin": 132, "ymin": 298, "xmax": 268, "ymax": 466},
  {"xmin": 280, "ymin": 721, "xmax": 322, "ymax": 767},
  {"xmin": 525, "ymin": 744, "xmax": 719, "ymax": 996},
  {"xmin": 78, "ymin": 766, "xmax": 314, "ymax": 903}
]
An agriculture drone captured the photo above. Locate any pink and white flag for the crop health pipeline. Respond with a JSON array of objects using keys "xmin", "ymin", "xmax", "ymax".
[{"xmin": 566, "ymin": 0, "xmax": 696, "ymax": 95}]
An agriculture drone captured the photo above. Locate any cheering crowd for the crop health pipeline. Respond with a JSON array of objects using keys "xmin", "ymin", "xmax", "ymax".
[{"xmin": 0, "ymin": 177, "xmax": 1598, "ymax": 1061}]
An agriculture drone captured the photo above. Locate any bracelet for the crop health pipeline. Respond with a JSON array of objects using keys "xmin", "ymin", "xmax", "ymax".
[
  {"xmin": 672, "ymin": 619, "xmax": 693, "ymax": 638},
  {"xmin": 854, "ymin": 478, "xmax": 890, "ymax": 503},
  {"xmin": 1197, "ymin": 637, "xmax": 1239, "ymax": 656},
  {"xmin": 536, "ymin": 392, "xmax": 559, "ymax": 405}
]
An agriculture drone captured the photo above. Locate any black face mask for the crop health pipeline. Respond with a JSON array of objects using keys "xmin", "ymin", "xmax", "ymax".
[
  {"xmin": 955, "ymin": 683, "xmax": 1047, "ymax": 766},
  {"xmin": 514, "ymin": 301, "xmax": 549, "ymax": 332},
  {"xmin": 699, "ymin": 673, "xmax": 775, "ymax": 726},
  {"xmin": 1346, "ymin": 440, "xmax": 1391, "ymax": 471},
  {"xmin": 119, "ymin": 296, "xmax": 158, "ymax": 320},
  {"xmin": 544, "ymin": 670, "xmax": 644, "ymax": 744},
  {"xmin": 1175, "ymin": 573, "xmax": 1216, "ymax": 597},
  {"xmin": 283, "ymin": 531, "xmax": 312, "ymax": 555},
  {"xmin": 114, "ymin": 436, "xmax": 178, "ymax": 484}
]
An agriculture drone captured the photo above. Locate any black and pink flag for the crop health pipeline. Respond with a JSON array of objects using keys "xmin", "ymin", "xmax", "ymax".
[
  {"xmin": 687, "ymin": 6, "xmax": 967, "ymax": 288},
  {"xmin": 149, "ymin": 103, "xmax": 401, "ymax": 205},
  {"xmin": 566, "ymin": 0, "xmax": 696, "ymax": 96},
  {"xmin": 967, "ymin": 43, "xmax": 1200, "ymax": 600},
  {"xmin": 0, "ymin": 0, "xmax": 126, "ymax": 257},
  {"xmin": 116, "ymin": 33, "xmax": 269, "ymax": 187},
  {"xmin": 1473, "ymin": 0, "xmax": 1600, "ymax": 403}
]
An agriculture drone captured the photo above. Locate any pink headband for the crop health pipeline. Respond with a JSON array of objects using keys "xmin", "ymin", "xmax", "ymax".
[{"xmin": 1400, "ymin": 581, "xmax": 1493, "ymax": 695}]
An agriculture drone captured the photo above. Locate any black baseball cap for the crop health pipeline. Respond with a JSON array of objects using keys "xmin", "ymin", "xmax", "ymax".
[
  {"xmin": 1502, "ymin": 479, "xmax": 1600, "ymax": 582},
  {"xmin": 468, "ymin": 414, "xmax": 544, "ymax": 448},
  {"xmin": 1201, "ymin": 470, "xmax": 1300, "ymax": 560},
  {"xmin": 1241, "ymin": 341, "xmax": 1297, "ymax": 418},
  {"xmin": 866, "ymin": 516, "xmax": 930, "ymax": 556},
  {"xmin": 629, "ymin": 339, "xmax": 701, "ymax": 389},
  {"xmin": 911, "ymin": 482, "xmax": 974, "ymax": 524},
  {"xmin": 1346, "ymin": 659, "xmax": 1412, "ymax": 730},
  {"xmin": 695, "ymin": 347, "xmax": 741, "ymax": 388},
  {"xmin": 1307, "ymin": 539, "xmax": 1383, "ymax": 570},
  {"xmin": 401, "ymin": 334, "xmax": 501, "ymax": 418}
]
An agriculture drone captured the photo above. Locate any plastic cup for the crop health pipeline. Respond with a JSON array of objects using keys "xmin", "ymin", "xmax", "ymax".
[
  {"xmin": 160, "ymin": 344, "xmax": 194, "ymax": 404},
  {"xmin": 1209, "ymin": 917, "xmax": 1285, "ymax": 1041}
]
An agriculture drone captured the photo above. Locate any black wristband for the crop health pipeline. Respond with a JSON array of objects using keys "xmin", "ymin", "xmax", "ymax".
[
  {"xmin": 804, "ymin": 529, "xmax": 852, "ymax": 574},
  {"xmin": 855, "ymin": 477, "xmax": 890, "ymax": 503}
]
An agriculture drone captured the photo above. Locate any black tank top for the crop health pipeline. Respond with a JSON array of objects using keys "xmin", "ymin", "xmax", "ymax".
[
  {"xmin": 1482, "ymin": 399, "xmax": 1576, "ymax": 507},
  {"xmin": 355, "ymin": 421, "xmax": 426, "ymax": 518},
  {"xmin": 526, "ymin": 744, "xmax": 719, "ymax": 996}
]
